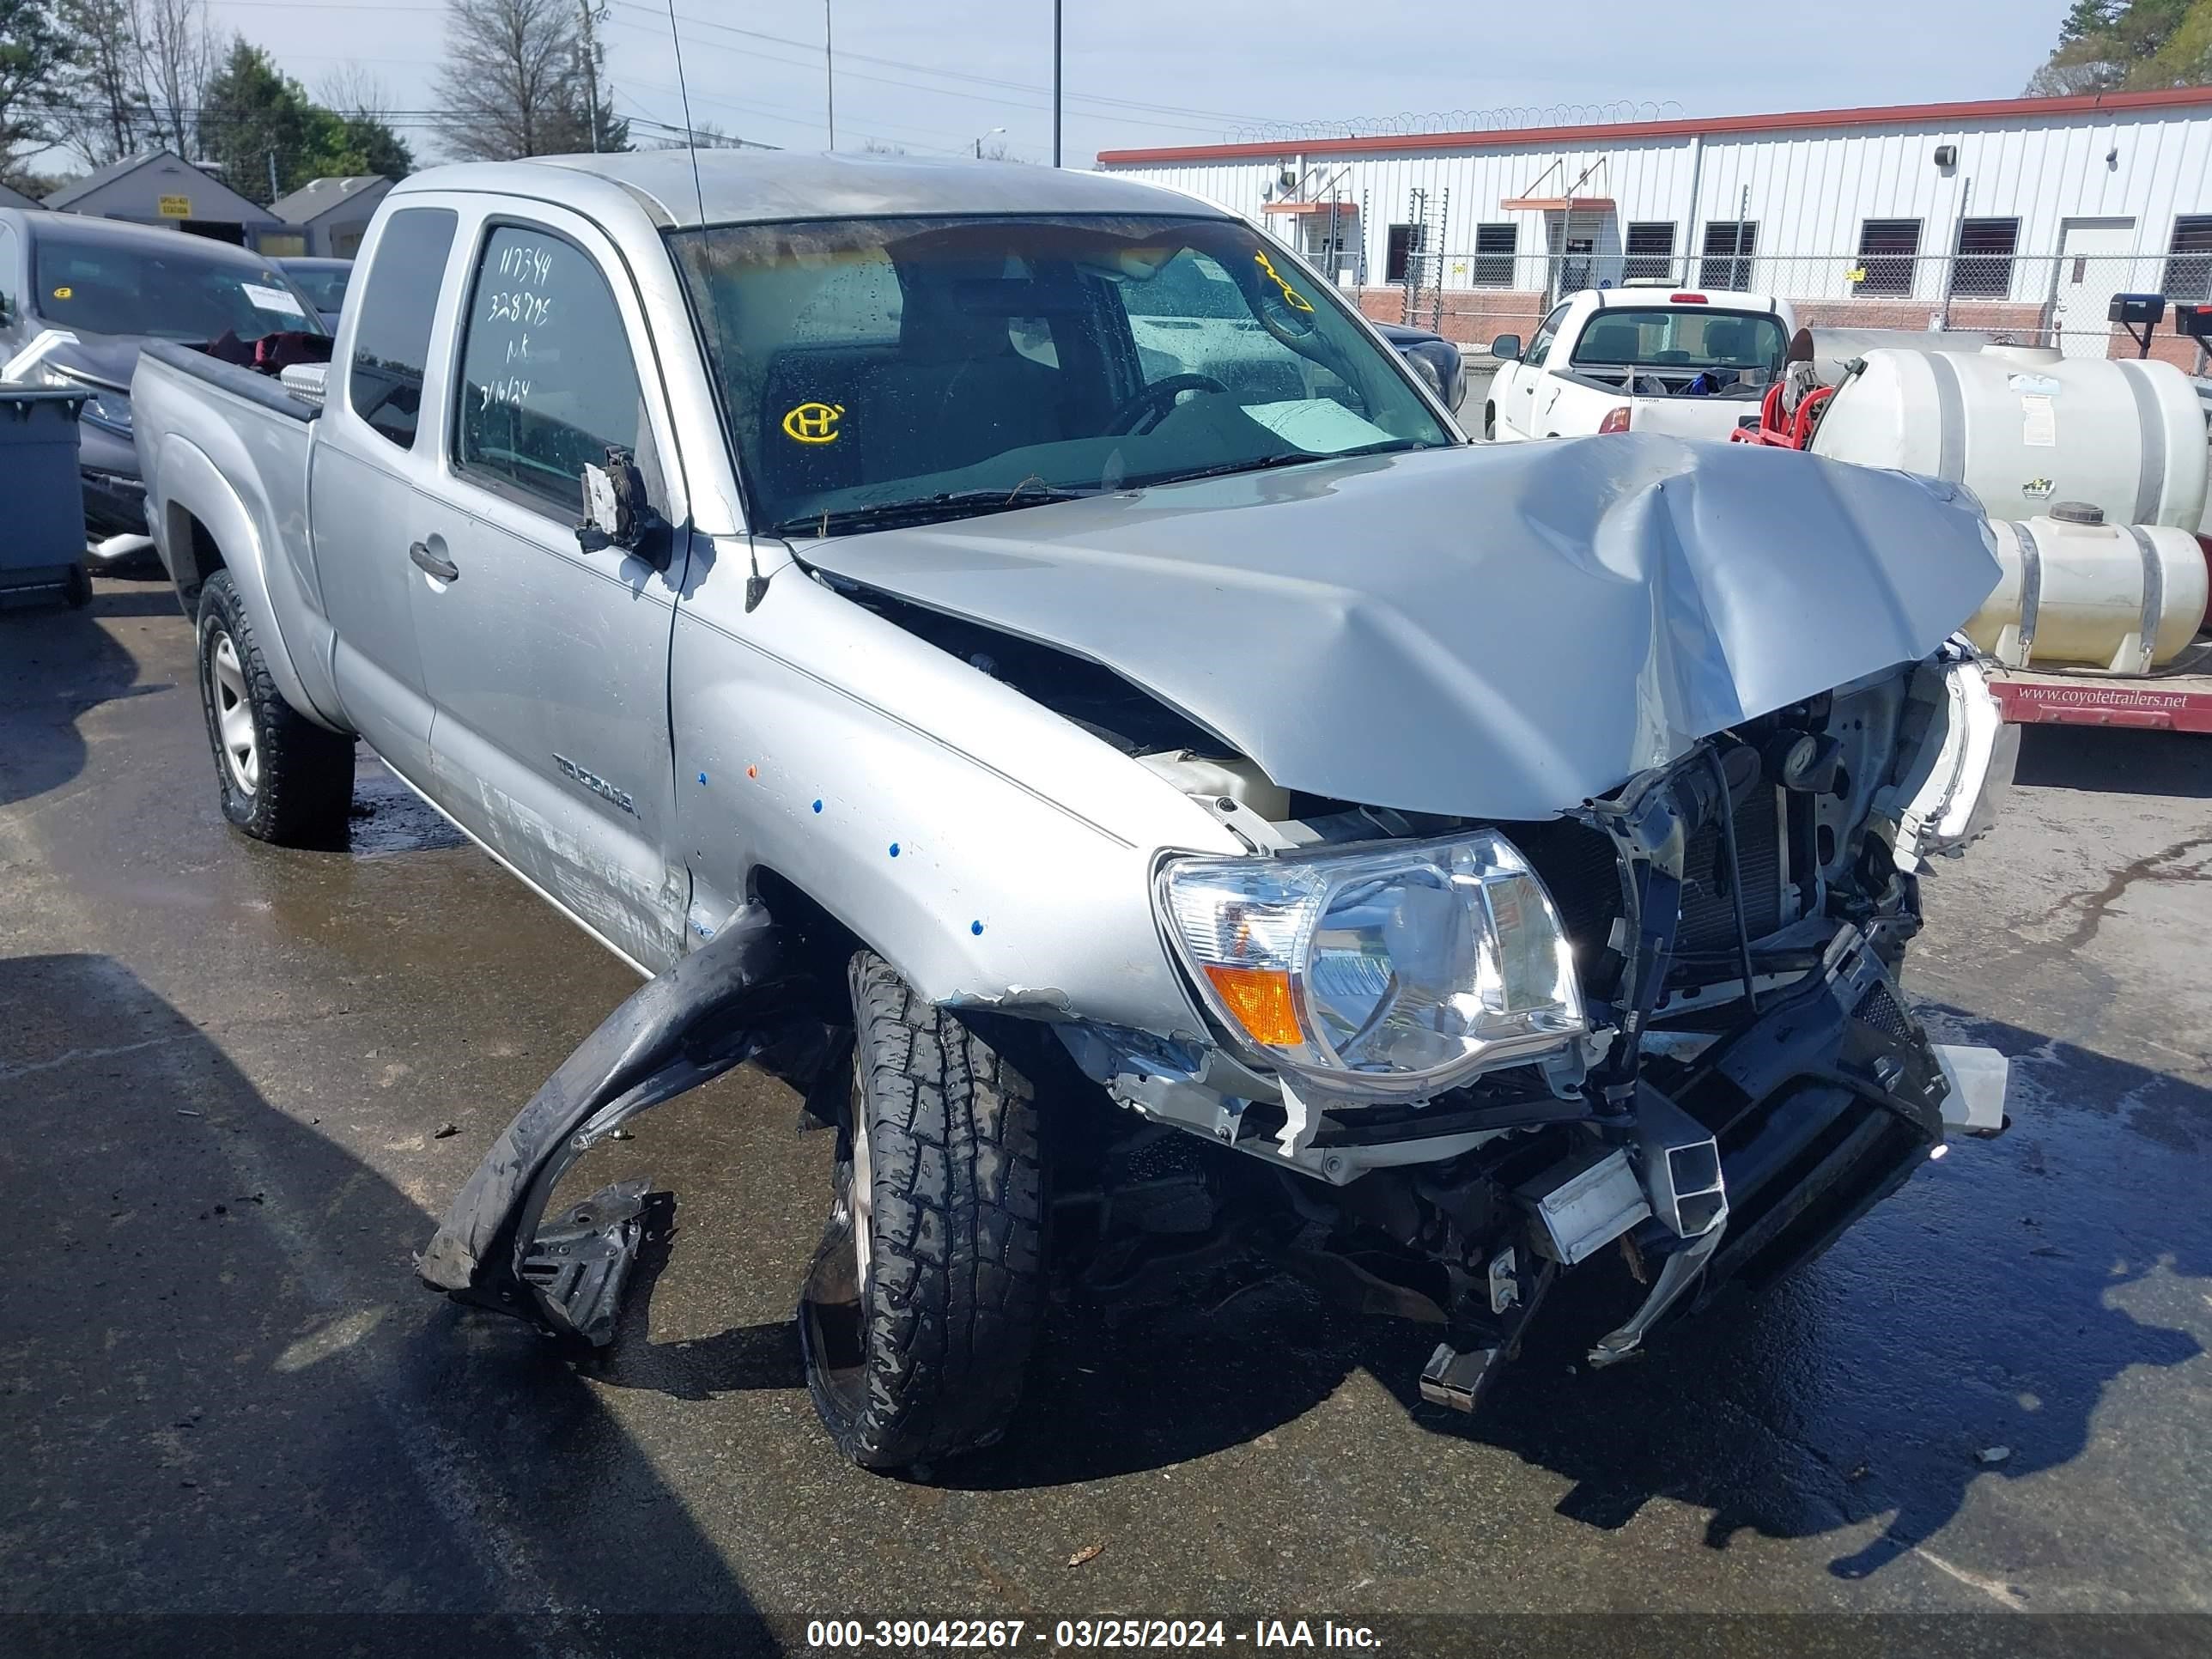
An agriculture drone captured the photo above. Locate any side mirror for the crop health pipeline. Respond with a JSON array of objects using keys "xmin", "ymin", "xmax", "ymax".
[
  {"xmin": 1490, "ymin": 333, "xmax": 1522, "ymax": 362},
  {"xmin": 577, "ymin": 447, "xmax": 671, "ymax": 571}
]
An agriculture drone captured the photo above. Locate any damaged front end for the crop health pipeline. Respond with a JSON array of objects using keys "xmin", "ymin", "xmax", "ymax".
[{"xmin": 1059, "ymin": 643, "xmax": 2014, "ymax": 1411}]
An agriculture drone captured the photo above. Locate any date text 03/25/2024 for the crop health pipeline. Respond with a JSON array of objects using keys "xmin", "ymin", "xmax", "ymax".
[{"xmin": 805, "ymin": 1620, "xmax": 1382, "ymax": 1651}]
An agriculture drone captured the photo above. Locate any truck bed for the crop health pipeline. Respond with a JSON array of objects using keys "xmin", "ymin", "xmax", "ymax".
[{"xmin": 141, "ymin": 339, "xmax": 323, "ymax": 424}]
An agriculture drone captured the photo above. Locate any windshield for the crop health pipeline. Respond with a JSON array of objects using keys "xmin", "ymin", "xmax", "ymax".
[
  {"xmin": 283, "ymin": 264, "xmax": 352, "ymax": 312},
  {"xmin": 32, "ymin": 235, "xmax": 324, "ymax": 343},
  {"xmin": 669, "ymin": 214, "xmax": 1454, "ymax": 536},
  {"xmin": 1569, "ymin": 307, "xmax": 1784, "ymax": 373}
]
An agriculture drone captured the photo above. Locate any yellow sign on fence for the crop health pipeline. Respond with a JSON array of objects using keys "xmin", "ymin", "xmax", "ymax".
[{"xmin": 157, "ymin": 194, "xmax": 191, "ymax": 217}]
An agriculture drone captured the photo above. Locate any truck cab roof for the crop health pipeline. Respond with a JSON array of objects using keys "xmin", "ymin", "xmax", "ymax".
[
  {"xmin": 389, "ymin": 150, "xmax": 1232, "ymax": 231},
  {"xmin": 1589, "ymin": 285, "xmax": 1789, "ymax": 316}
]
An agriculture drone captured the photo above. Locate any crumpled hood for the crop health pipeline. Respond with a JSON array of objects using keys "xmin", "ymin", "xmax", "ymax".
[{"xmin": 801, "ymin": 435, "xmax": 2002, "ymax": 819}]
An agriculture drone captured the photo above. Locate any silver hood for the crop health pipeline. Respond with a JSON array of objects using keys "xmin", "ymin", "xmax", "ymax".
[{"xmin": 801, "ymin": 435, "xmax": 2002, "ymax": 819}]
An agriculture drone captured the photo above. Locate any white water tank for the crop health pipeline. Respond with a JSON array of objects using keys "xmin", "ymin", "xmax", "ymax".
[
  {"xmin": 1811, "ymin": 346, "xmax": 2209, "ymax": 529},
  {"xmin": 1967, "ymin": 505, "xmax": 2209, "ymax": 672}
]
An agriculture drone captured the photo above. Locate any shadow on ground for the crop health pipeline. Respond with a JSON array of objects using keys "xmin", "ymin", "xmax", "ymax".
[
  {"xmin": 0, "ymin": 597, "xmax": 171, "ymax": 808},
  {"xmin": 0, "ymin": 954, "xmax": 774, "ymax": 1647},
  {"xmin": 2013, "ymin": 725, "xmax": 2212, "ymax": 799},
  {"xmin": 901, "ymin": 1004, "xmax": 2204, "ymax": 1586}
]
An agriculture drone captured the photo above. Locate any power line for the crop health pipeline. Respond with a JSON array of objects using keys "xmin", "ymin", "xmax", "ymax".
[{"xmin": 602, "ymin": 0, "xmax": 1274, "ymax": 131}]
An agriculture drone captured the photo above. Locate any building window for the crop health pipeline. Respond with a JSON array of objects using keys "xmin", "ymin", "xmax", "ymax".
[
  {"xmin": 1854, "ymin": 219, "xmax": 1922, "ymax": 295},
  {"xmin": 1471, "ymin": 223, "xmax": 1516, "ymax": 287},
  {"xmin": 1624, "ymin": 222, "xmax": 1676, "ymax": 283},
  {"xmin": 1699, "ymin": 220, "xmax": 1757, "ymax": 289},
  {"xmin": 2162, "ymin": 215, "xmax": 2212, "ymax": 302},
  {"xmin": 1386, "ymin": 223, "xmax": 1425, "ymax": 284},
  {"xmin": 1949, "ymin": 217, "xmax": 2020, "ymax": 298}
]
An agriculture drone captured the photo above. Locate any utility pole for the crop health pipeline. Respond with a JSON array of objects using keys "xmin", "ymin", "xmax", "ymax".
[
  {"xmin": 1730, "ymin": 183, "xmax": 1749, "ymax": 286},
  {"xmin": 579, "ymin": 0, "xmax": 603, "ymax": 151},
  {"xmin": 824, "ymin": 0, "xmax": 836, "ymax": 149},
  {"xmin": 267, "ymin": 149, "xmax": 279, "ymax": 204},
  {"xmin": 1051, "ymin": 0, "xmax": 1061, "ymax": 167}
]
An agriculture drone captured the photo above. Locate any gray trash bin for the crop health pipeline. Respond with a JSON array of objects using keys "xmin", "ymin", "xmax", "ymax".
[{"xmin": 1, "ymin": 386, "xmax": 93, "ymax": 610}]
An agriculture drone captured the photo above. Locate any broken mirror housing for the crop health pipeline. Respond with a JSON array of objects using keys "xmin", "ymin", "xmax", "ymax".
[{"xmin": 1157, "ymin": 831, "xmax": 1585, "ymax": 1100}]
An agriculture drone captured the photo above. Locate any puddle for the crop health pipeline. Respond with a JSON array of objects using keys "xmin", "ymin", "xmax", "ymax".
[{"xmin": 348, "ymin": 756, "xmax": 469, "ymax": 857}]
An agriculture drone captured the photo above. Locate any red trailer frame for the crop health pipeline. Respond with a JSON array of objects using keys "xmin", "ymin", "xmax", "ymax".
[{"xmin": 1987, "ymin": 667, "xmax": 2212, "ymax": 732}]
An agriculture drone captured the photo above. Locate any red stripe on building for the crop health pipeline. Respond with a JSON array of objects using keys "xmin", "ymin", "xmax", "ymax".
[{"xmin": 1096, "ymin": 87, "xmax": 2212, "ymax": 167}]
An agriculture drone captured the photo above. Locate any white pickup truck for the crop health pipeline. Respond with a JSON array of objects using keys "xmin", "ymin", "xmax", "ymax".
[{"xmin": 1485, "ymin": 288, "xmax": 1796, "ymax": 442}]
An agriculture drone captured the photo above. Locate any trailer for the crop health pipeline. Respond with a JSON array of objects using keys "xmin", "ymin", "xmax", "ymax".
[{"xmin": 1986, "ymin": 653, "xmax": 2212, "ymax": 733}]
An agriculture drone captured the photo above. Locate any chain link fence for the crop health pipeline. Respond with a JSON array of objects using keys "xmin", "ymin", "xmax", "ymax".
[{"xmin": 1346, "ymin": 244, "xmax": 2212, "ymax": 373}]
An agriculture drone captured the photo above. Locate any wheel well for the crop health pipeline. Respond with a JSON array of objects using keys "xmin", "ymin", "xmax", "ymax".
[
  {"xmin": 750, "ymin": 866, "xmax": 864, "ymax": 1016},
  {"xmin": 169, "ymin": 505, "xmax": 225, "ymax": 611}
]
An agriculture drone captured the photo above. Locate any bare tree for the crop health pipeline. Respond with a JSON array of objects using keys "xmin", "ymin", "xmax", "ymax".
[
  {"xmin": 315, "ymin": 63, "xmax": 391, "ymax": 123},
  {"xmin": 135, "ymin": 0, "xmax": 214, "ymax": 156},
  {"xmin": 53, "ymin": 0, "xmax": 147, "ymax": 167},
  {"xmin": 433, "ymin": 0, "xmax": 592, "ymax": 161}
]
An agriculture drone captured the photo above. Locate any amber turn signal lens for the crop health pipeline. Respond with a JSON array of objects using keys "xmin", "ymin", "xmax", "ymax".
[{"xmin": 1201, "ymin": 963, "xmax": 1305, "ymax": 1048}]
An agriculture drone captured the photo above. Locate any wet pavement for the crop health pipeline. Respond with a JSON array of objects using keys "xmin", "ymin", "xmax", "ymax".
[{"xmin": 3, "ymin": 579, "xmax": 2209, "ymax": 1655}]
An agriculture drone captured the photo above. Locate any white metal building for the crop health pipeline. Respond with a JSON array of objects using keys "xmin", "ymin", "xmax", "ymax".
[{"xmin": 1097, "ymin": 87, "xmax": 2212, "ymax": 363}]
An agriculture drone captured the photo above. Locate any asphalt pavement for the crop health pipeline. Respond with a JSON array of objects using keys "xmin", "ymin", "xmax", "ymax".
[{"xmin": 3, "ymin": 576, "xmax": 2208, "ymax": 1657}]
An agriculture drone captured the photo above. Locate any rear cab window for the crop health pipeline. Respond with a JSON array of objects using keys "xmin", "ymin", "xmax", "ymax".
[
  {"xmin": 1567, "ymin": 306, "xmax": 1785, "ymax": 397},
  {"xmin": 347, "ymin": 208, "xmax": 459, "ymax": 449},
  {"xmin": 452, "ymin": 222, "xmax": 663, "ymax": 520}
]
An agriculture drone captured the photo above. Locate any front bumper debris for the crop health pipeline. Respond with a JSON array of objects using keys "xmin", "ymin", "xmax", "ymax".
[{"xmin": 417, "ymin": 906, "xmax": 809, "ymax": 1344}]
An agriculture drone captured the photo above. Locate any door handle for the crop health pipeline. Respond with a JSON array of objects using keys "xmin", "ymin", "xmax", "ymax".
[{"xmin": 410, "ymin": 540, "xmax": 459, "ymax": 582}]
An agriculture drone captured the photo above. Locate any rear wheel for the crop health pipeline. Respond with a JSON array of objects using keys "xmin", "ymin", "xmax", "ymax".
[
  {"xmin": 195, "ymin": 570, "xmax": 355, "ymax": 844},
  {"xmin": 799, "ymin": 951, "xmax": 1047, "ymax": 1470}
]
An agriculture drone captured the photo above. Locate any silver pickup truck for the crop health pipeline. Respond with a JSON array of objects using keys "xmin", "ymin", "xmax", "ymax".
[{"xmin": 136, "ymin": 151, "xmax": 2014, "ymax": 1473}]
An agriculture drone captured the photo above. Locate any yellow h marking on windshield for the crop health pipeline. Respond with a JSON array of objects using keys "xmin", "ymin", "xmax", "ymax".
[{"xmin": 782, "ymin": 401, "xmax": 845, "ymax": 443}]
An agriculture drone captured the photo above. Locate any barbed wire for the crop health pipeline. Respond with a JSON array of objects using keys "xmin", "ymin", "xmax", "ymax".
[{"xmin": 1225, "ymin": 101, "xmax": 1687, "ymax": 144}]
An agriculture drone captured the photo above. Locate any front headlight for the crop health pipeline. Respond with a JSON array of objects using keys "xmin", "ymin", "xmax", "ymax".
[
  {"xmin": 1405, "ymin": 349, "xmax": 1443, "ymax": 397},
  {"xmin": 1158, "ymin": 832, "xmax": 1584, "ymax": 1100}
]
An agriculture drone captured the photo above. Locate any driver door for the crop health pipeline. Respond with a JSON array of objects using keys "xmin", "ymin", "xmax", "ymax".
[
  {"xmin": 407, "ymin": 206, "xmax": 694, "ymax": 974},
  {"xmin": 1500, "ymin": 303, "xmax": 1569, "ymax": 439}
]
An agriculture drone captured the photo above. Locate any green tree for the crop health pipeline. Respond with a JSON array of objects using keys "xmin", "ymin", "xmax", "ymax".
[
  {"xmin": 195, "ymin": 37, "xmax": 332, "ymax": 204},
  {"xmin": 2027, "ymin": 0, "xmax": 2212, "ymax": 93},
  {"xmin": 0, "ymin": 0, "xmax": 73, "ymax": 189}
]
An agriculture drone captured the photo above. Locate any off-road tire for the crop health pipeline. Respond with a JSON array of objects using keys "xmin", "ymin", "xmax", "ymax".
[
  {"xmin": 799, "ymin": 951, "xmax": 1047, "ymax": 1470},
  {"xmin": 196, "ymin": 569, "xmax": 355, "ymax": 844}
]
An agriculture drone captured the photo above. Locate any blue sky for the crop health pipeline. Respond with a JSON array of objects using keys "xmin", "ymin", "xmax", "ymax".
[{"xmin": 189, "ymin": 0, "xmax": 2078, "ymax": 167}]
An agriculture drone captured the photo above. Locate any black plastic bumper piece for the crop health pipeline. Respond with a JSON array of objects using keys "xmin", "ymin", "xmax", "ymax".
[
  {"xmin": 1680, "ymin": 927, "xmax": 1948, "ymax": 1306},
  {"xmin": 416, "ymin": 906, "xmax": 790, "ymax": 1344}
]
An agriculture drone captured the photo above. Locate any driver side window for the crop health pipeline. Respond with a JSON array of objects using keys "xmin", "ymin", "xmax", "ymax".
[
  {"xmin": 1526, "ymin": 304, "xmax": 1571, "ymax": 368},
  {"xmin": 454, "ymin": 223, "xmax": 659, "ymax": 520}
]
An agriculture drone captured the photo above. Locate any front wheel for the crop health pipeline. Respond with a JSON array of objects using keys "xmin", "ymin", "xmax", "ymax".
[
  {"xmin": 196, "ymin": 570, "xmax": 355, "ymax": 844},
  {"xmin": 799, "ymin": 951, "xmax": 1047, "ymax": 1470}
]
